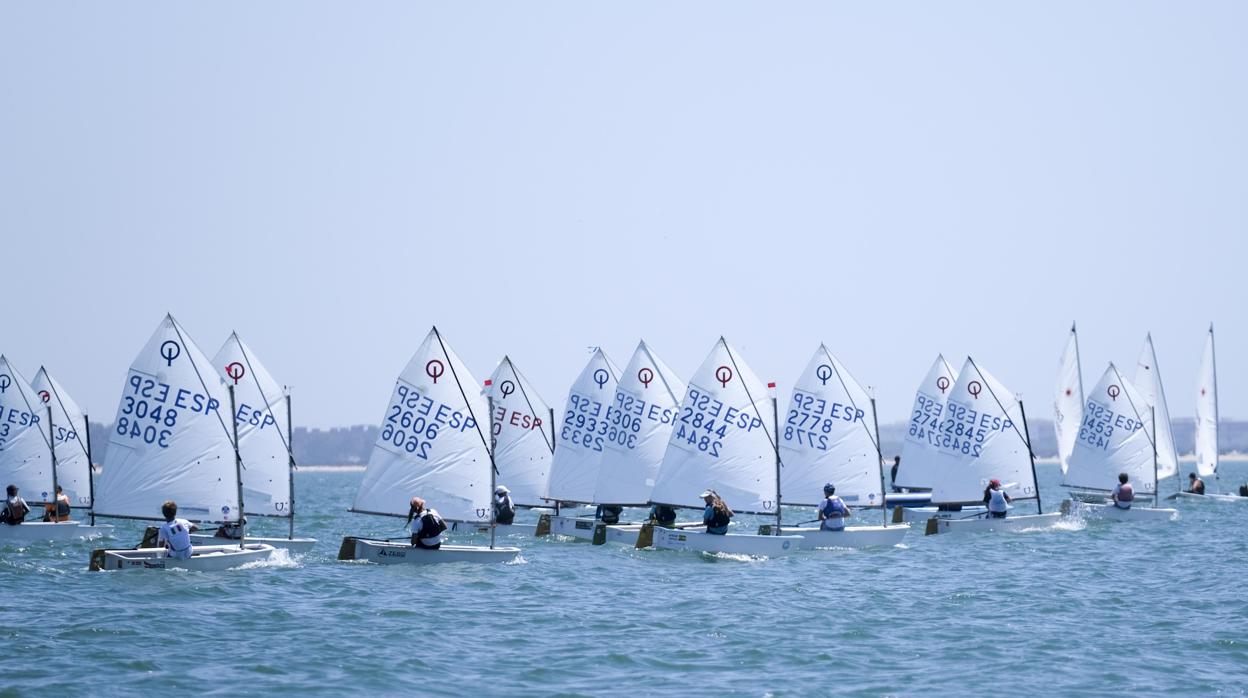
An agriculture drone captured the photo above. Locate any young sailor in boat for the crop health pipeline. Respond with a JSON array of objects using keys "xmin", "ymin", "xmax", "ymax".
[
  {"xmin": 1111, "ymin": 473, "xmax": 1134, "ymax": 509},
  {"xmin": 818, "ymin": 483, "xmax": 852, "ymax": 531},
  {"xmin": 213, "ymin": 518, "xmax": 247, "ymax": 539},
  {"xmin": 596, "ymin": 504, "xmax": 624, "ymax": 525},
  {"xmin": 890, "ymin": 456, "xmax": 902, "ymax": 492},
  {"xmin": 156, "ymin": 501, "xmax": 198, "ymax": 560},
  {"xmin": 983, "ymin": 479, "xmax": 1011, "ymax": 519},
  {"xmin": 1, "ymin": 485, "xmax": 30, "ymax": 525},
  {"xmin": 1187, "ymin": 473, "xmax": 1206, "ymax": 495},
  {"xmin": 493, "ymin": 486, "xmax": 516, "ymax": 526},
  {"xmin": 700, "ymin": 491, "xmax": 733, "ymax": 535},
  {"xmin": 648, "ymin": 504, "xmax": 678, "ymax": 528},
  {"xmin": 406, "ymin": 497, "xmax": 447, "ymax": 550},
  {"xmin": 41, "ymin": 486, "xmax": 72, "ymax": 522}
]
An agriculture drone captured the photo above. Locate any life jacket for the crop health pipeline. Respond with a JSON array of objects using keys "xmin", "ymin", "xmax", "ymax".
[
  {"xmin": 45, "ymin": 495, "xmax": 71, "ymax": 522},
  {"xmin": 651, "ymin": 505, "xmax": 677, "ymax": 526},
  {"xmin": 987, "ymin": 489, "xmax": 1009, "ymax": 513},
  {"xmin": 494, "ymin": 496, "xmax": 516, "ymax": 525},
  {"xmin": 598, "ymin": 505, "xmax": 623, "ymax": 525},
  {"xmin": 704, "ymin": 505, "xmax": 731, "ymax": 534},
  {"xmin": 2, "ymin": 497, "xmax": 29, "ymax": 525},
  {"xmin": 416, "ymin": 510, "xmax": 447, "ymax": 547},
  {"xmin": 819, "ymin": 496, "xmax": 848, "ymax": 530},
  {"xmin": 159, "ymin": 519, "xmax": 193, "ymax": 559},
  {"xmin": 1114, "ymin": 483, "xmax": 1134, "ymax": 508}
]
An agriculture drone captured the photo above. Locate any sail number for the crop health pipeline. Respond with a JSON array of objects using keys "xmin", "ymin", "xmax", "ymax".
[
  {"xmin": 670, "ymin": 387, "xmax": 764, "ymax": 458},
  {"xmin": 560, "ymin": 393, "xmax": 609, "ymax": 453},
  {"xmin": 0, "ymin": 405, "xmax": 40, "ymax": 448},
  {"xmin": 600, "ymin": 390, "xmax": 677, "ymax": 452},
  {"xmin": 380, "ymin": 384, "xmax": 477, "ymax": 460},
  {"xmin": 906, "ymin": 393, "xmax": 945, "ymax": 447},
  {"xmin": 782, "ymin": 391, "xmax": 865, "ymax": 452},
  {"xmin": 112, "ymin": 374, "xmax": 222, "ymax": 449},
  {"xmin": 1077, "ymin": 400, "xmax": 1143, "ymax": 451}
]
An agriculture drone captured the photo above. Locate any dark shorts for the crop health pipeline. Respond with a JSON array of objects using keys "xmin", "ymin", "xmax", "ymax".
[{"xmin": 989, "ymin": 511, "xmax": 1007, "ymax": 519}]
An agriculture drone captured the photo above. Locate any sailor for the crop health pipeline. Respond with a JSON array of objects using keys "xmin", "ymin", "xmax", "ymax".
[
  {"xmin": 1, "ymin": 485, "xmax": 30, "ymax": 525},
  {"xmin": 818, "ymin": 484, "xmax": 852, "ymax": 531},
  {"xmin": 406, "ymin": 497, "xmax": 447, "ymax": 550},
  {"xmin": 1111, "ymin": 473, "xmax": 1134, "ymax": 510},
  {"xmin": 493, "ymin": 486, "xmax": 516, "ymax": 525},
  {"xmin": 1188, "ymin": 473, "xmax": 1206, "ymax": 495},
  {"xmin": 701, "ymin": 490, "xmax": 733, "ymax": 535},
  {"xmin": 596, "ymin": 504, "xmax": 623, "ymax": 525},
  {"xmin": 982, "ymin": 479, "xmax": 1011, "ymax": 519},
  {"xmin": 890, "ymin": 456, "xmax": 902, "ymax": 493},
  {"xmin": 214, "ymin": 518, "xmax": 246, "ymax": 539},
  {"xmin": 648, "ymin": 504, "xmax": 678, "ymax": 528},
  {"xmin": 40, "ymin": 485, "xmax": 72, "ymax": 522},
  {"xmin": 156, "ymin": 501, "xmax": 198, "ymax": 559}
]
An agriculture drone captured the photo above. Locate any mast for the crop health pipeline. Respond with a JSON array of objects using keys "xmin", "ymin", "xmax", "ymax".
[
  {"xmin": 1152, "ymin": 406, "xmax": 1159, "ymax": 503},
  {"xmin": 1018, "ymin": 399, "xmax": 1043, "ymax": 515},
  {"xmin": 770, "ymin": 389, "xmax": 781, "ymax": 534},
  {"xmin": 286, "ymin": 390, "xmax": 296, "ymax": 540},
  {"xmin": 1211, "ymin": 324, "xmax": 1220, "ymax": 478},
  {"xmin": 870, "ymin": 396, "xmax": 887, "ymax": 526},
  {"xmin": 46, "ymin": 406, "xmax": 59, "ymax": 515},
  {"xmin": 549, "ymin": 406, "xmax": 558, "ymax": 517},
  {"xmin": 488, "ymin": 395, "xmax": 497, "ymax": 550},
  {"xmin": 84, "ymin": 412, "xmax": 95, "ymax": 526},
  {"xmin": 228, "ymin": 385, "xmax": 246, "ymax": 548}
]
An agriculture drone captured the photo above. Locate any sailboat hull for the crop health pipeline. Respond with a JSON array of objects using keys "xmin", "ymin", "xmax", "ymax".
[
  {"xmin": 924, "ymin": 512, "xmax": 1064, "ymax": 535},
  {"xmin": 0, "ymin": 521, "xmax": 114, "ymax": 543},
  {"xmin": 775, "ymin": 525, "xmax": 909, "ymax": 549},
  {"xmin": 189, "ymin": 533, "xmax": 317, "ymax": 552},
  {"xmin": 451, "ymin": 522, "xmax": 539, "ymax": 537},
  {"xmin": 895, "ymin": 506, "xmax": 987, "ymax": 523},
  {"xmin": 338, "ymin": 537, "xmax": 519, "ymax": 565},
  {"xmin": 647, "ymin": 527, "xmax": 802, "ymax": 556},
  {"xmin": 1064, "ymin": 501, "xmax": 1178, "ymax": 521},
  {"xmin": 1173, "ymin": 491, "xmax": 1247, "ymax": 503},
  {"xmin": 89, "ymin": 544, "xmax": 276, "ymax": 571}
]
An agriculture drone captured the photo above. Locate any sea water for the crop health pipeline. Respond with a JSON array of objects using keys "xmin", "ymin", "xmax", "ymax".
[{"xmin": 2, "ymin": 463, "xmax": 1246, "ymax": 696}]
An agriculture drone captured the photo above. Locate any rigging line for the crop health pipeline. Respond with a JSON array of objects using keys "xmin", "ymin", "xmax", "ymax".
[
  {"xmin": 642, "ymin": 342, "xmax": 683, "ymax": 414},
  {"xmin": 721, "ymin": 338, "xmax": 779, "ymax": 456},
  {"xmin": 820, "ymin": 345, "xmax": 880, "ymax": 455},
  {"xmin": 43, "ymin": 368, "xmax": 91, "ymax": 460},
  {"xmin": 1139, "ymin": 334, "xmax": 1178, "ymax": 458},
  {"xmin": 1109, "ymin": 363, "xmax": 1156, "ymax": 453},
  {"xmin": 966, "ymin": 357, "xmax": 1031, "ymax": 453},
  {"xmin": 506, "ymin": 357, "xmax": 554, "ymax": 455},
  {"xmin": 232, "ymin": 333, "xmax": 296, "ymax": 463},
  {"xmin": 169, "ymin": 316, "xmax": 239, "ymax": 455},
  {"xmin": 431, "ymin": 327, "xmax": 494, "ymax": 468}
]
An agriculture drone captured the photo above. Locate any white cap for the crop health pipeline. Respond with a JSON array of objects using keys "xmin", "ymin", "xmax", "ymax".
[
  {"xmin": 494, "ymin": 485, "xmax": 510, "ymax": 495},
  {"xmin": 700, "ymin": 490, "xmax": 714, "ymax": 498}
]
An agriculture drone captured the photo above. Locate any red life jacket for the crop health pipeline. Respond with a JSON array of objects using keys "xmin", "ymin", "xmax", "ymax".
[{"xmin": 1117, "ymin": 483, "xmax": 1134, "ymax": 502}]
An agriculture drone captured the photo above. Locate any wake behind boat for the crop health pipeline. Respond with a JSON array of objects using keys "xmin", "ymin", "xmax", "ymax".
[{"xmin": 339, "ymin": 327, "xmax": 518, "ymax": 565}]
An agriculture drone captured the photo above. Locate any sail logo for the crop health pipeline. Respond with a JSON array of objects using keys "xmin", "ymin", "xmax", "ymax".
[
  {"xmin": 1107, "ymin": 385, "xmax": 1120, "ymax": 401},
  {"xmin": 38, "ymin": 390, "xmax": 50, "ymax": 404},
  {"xmin": 499, "ymin": 380, "xmax": 515, "ymax": 398},
  {"xmin": 225, "ymin": 362, "xmax": 246, "ymax": 385},
  {"xmin": 592, "ymin": 368, "xmax": 609, "ymax": 389},
  {"xmin": 159, "ymin": 340, "xmax": 182, "ymax": 366},
  {"xmin": 638, "ymin": 368, "xmax": 654, "ymax": 389},
  {"xmin": 937, "ymin": 376, "xmax": 950, "ymax": 394},
  {"xmin": 425, "ymin": 360, "xmax": 444, "ymax": 384},
  {"xmin": 715, "ymin": 366, "xmax": 733, "ymax": 387},
  {"xmin": 815, "ymin": 365, "xmax": 833, "ymax": 385},
  {"xmin": 967, "ymin": 381, "xmax": 982, "ymax": 399},
  {"xmin": 0, "ymin": 374, "xmax": 10, "ymax": 393}
]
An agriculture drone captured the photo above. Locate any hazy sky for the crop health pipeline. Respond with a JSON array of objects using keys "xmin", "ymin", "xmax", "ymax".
[{"xmin": 2, "ymin": 3, "xmax": 1244, "ymax": 429}]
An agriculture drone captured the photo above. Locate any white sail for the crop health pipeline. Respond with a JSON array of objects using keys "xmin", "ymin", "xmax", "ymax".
[
  {"xmin": 485, "ymin": 356, "xmax": 554, "ymax": 508},
  {"xmin": 30, "ymin": 368, "xmax": 92, "ymax": 508},
  {"xmin": 930, "ymin": 358, "xmax": 1038, "ymax": 505},
  {"xmin": 1064, "ymin": 364, "xmax": 1156, "ymax": 494},
  {"xmin": 213, "ymin": 334, "xmax": 293, "ymax": 517},
  {"xmin": 0, "ymin": 357, "xmax": 54, "ymax": 504},
  {"xmin": 895, "ymin": 355, "xmax": 959, "ymax": 489},
  {"xmin": 1054, "ymin": 324, "xmax": 1084, "ymax": 475},
  {"xmin": 546, "ymin": 349, "xmax": 621, "ymax": 504},
  {"xmin": 779, "ymin": 345, "xmax": 882, "ymax": 508},
  {"xmin": 352, "ymin": 327, "xmax": 492, "ymax": 523},
  {"xmin": 1194, "ymin": 325, "xmax": 1218, "ymax": 478},
  {"xmin": 1134, "ymin": 334, "xmax": 1178, "ymax": 480},
  {"xmin": 649, "ymin": 338, "xmax": 777, "ymax": 513},
  {"xmin": 593, "ymin": 341, "xmax": 686, "ymax": 506},
  {"xmin": 94, "ymin": 315, "xmax": 240, "ymax": 522}
]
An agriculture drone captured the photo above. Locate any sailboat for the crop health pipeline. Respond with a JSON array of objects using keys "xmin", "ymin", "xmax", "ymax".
[
  {"xmin": 544, "ymin": 341, "xmax": 696, "ymax": 545},
  {"xmin": 1176, "ymin": 325, "xmax": 1242, "ymax": 501},
  {"xmin": 1060, "ymin": 364, "xmax": 1178, "ymax": 521},
  {"xmin": 187, "ymin": 334, "xmax": 316, "ymax": 552},
  {"xmin": 923, "ymin": 357, "xmax": 1063, "ymax": 535},
  {"xmin": 30, "ymin": 367, "xmax": 112, "ymax": 537},
  {"xmin": 0, "ymin": 358, "xmax": 111, "ymax": 542},
  {"xmin": 338, "ymin": 327, "xmax": 519, "ymax": 565},
  {"xmin": 1134, "ymin": 334, "xmax": 1179, "ymax": 489},
  {"xmin": 89, "ymin": 315, "xmax": 276, "ymax": 570},
  {"xmin": 1054, "ymin": 323, "xmax": 1084, "ymax": 480},
  {"xmin": 891, "ymin": 355, "xmax": 961, "ymax": 523},
  {"xmin": 541, "ymin": 348, "xmax": 622, "ymax": 537},
  {"xmin": 765, "ymin": 345, "xmax": 908, "ymax": 548},
  {"xmin": 639, "ymin": 338, "xmax": 802, "ymax": 556},
  {"xmin": 454, "ymin": 355, "xmax": 556, "ymax": 536}
]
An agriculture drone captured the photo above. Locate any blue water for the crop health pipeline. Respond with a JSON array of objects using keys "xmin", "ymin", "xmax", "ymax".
[{"xmin": 3, "ymin": 463, "xmax": 1247, "ymax": 696}]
